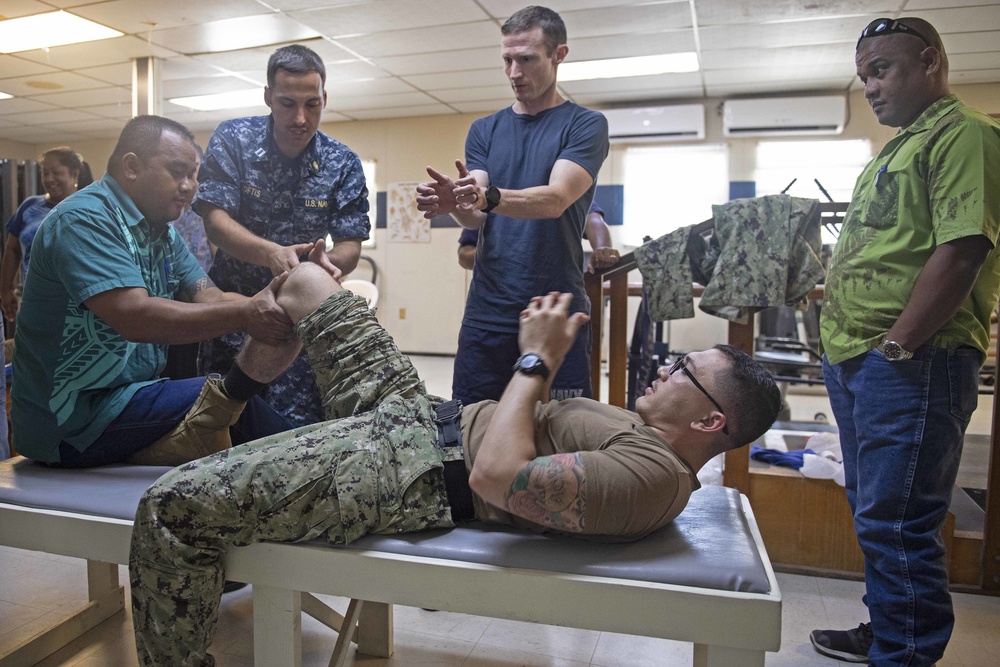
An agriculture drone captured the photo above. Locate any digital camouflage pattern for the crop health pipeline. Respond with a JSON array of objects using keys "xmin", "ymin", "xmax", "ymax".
[
  {"xmin": 634, "ymin": 194, "xmax": 824, "ymax": 324},
  {"xmin": 820, "ymin": 95, "xmax": 1000, "ymax": 365},
  {"xmin": 130, "ymin": 290, "xmax": 454, "ymax": 667},
  {"xmin": 634, "ymin": 226, "xmax": 694, "ymax": 321},
  {"xmin": 194, "ymin": 115, "xmax": 371, "ymax": 427}
]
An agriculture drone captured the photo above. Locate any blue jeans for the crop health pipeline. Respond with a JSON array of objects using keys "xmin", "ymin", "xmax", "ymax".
[
  {"xmin": 452, "ymin": 322, "xmax": 593, "ymax": 404},
  {"xmin": 53, "ymin": 377, "xmax": 292, "ymax": 468},
  {"xmin": 823, "ymin": 345, "xmax": 981, "ymax": 666}
]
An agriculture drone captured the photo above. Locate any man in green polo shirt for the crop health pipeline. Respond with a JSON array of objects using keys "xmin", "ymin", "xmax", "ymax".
[
  {"xmin": 11, "ymin": 115, "xmax": 300, "ymax": 468},
  {"xmin": 811, "ymin": 17, "xmax": 1000, "ymax": 666}
]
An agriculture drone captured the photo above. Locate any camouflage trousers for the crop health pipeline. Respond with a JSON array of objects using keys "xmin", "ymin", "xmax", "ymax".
[{"xmin": 130, "ymin": 290, "xmax": 455, "ymax": 667}]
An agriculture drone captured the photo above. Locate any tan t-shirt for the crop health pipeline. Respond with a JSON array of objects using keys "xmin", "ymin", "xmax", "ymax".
[{"xmin": 461, "ymin": 398, "xmax": 700, "ymax": 541}]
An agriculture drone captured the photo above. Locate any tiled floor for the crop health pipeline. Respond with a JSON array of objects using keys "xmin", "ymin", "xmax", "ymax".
[{"xmin": 1, "ymin": 355, "xmax": 998, "ymax": 666}]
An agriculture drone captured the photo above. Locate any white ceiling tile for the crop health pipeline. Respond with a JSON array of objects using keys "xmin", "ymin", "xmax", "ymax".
[
  {"xmin": 148, "ymin": 13, "xmax": 322, "ymax": 54},
  {"xmin": 343, "ymin": 103, "xmax": 455, "ymax": 120},
  {"xmin": 950, "ymin": 51, "xmax": 1000, "ymax": 71},
  {"xmin": 568, "ymin": 30, "xmax": 698, "ymax": 62},
  {"xmin": 294, "ymin": 0, "xmax": 490, "ymax": 35},
  {"xmin": 326, "ymin": 77, "xmax": 416, "ymax": 96},
  {"xmin": 161, "ymin": 57, "xmax": 234, "ymax": 81},
  {"xmin": 13, "ymin": 36, "xmax": 178, "ymax": 70},
  {"xmin": 562, "ymin": 2, "xmax": 692, "ymax": 38},
  {"xmin": 328, "ymin": 91, "xmax": 441, "ymax": 112},
  {"xmin": 33, "ymin": 87, "xmax": 132, "ymax": 109},
  {"xmin": 0, "ymin": 97, "xmax": 60, "ymax": 114},
  {"xmin": 701, "ymin": 43, "xmax": 856, "ymax": 70},
  {"xmin": 162, "ymin": 75, "xmax": 264, "ymax": 98},
  {"xmin": 81, "ymin": 102, "xmax": 135, "ymax": 119},
  {"xmin": 906, "ymin": 5, "xmax": 1000, "ymax": 33},
  {"xmin": 70, "ymin": 0, "xmax": 270, "ymax": 34},
  {"xmin": 949, "ymin": 68, "xmax": 1000, "ymax": 85},
  {"xmin": 695, "ymin": 0, "xmax": 898, "ymax": 25},
  {"xmin": 699, "ymin": 17, "xmax": 865, "ymax": 51},
  {"xmin": 375, "ymin": 47, "xmax": 499, "ymax": 76},
  {"xmin": 431, "ymin": 85, "xmax": 515, "ymax": 104},
  {"xmin": 942, "ymin": 31, "xmax": 1000, "ymax": 55},
  {"xmin": 0, "ymin": 56, "xmax": 58, "ymax": 79},
  {"xmin": 704, "ymin": 63, "xmax": 856, "ymax": 85},
  {"xmin": 559, "ymin": 71, "xmax": 704, "ymax": 95},
  {"xmin": 0, "ymin": 0, "xmax": 59, "ymax": 20},
  {"xmin": 402, "ymin": 69, "xmax": 509, "ymax": 91},
  {"xmin": 2, "ymin": 107, "xmax": 106, "ymax": 125},
  {"xmin": 573, "ymin": 87, "xmax": 707, "ymax": 106},
  {"xmin": 477, "ymin": 0, "xmax": 689, "ymax": 18},
  {"xmin": 338, "ymin": 21, "xmax": 499, "ymax": 58},
  {"xmin": 706, "ymin": 79, "xmax": 853, "ymax": 97},
  {"xmin": 74, "ymin": 63, "xmax": 134, "ymax": 87},
  {"xmin": 905, "ymin": 0, "xmax": 1000, "ymax": 9},
  {"xmin": 0, "ymin": 71, "xmax": 112, "ymax": 96}
]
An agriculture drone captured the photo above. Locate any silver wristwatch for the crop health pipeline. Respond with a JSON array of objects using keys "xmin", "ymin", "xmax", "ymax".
[{"xmin": 878, "ymin": 338, "xmax": 914, "ymax": 362}]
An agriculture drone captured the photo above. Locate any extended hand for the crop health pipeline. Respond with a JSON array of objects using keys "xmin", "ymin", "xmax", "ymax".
[
  {"xmin": 245, "ymin": 272, "xmax": 294, "ymax": 344},
  {"xmin": 518, "ymin": 293, "xmax": 590, "ymax": 371},
  {"xmin": 306, "ymin": 238, "xmax": 343, "ymax": 281},
  {"xmin": 268, "ymin": 242, "xmax": 314, "ymax": 277},
  {"xmin": 415, "ymin": 165, "xmax": 459, "ymax": 219},
  {"xmin": 453, "ymin": 160, "xmax": 484, "ymax": 213},
  {"xmin": 586, "ymin": 247, "xmax": 621, "ymax": 273}
]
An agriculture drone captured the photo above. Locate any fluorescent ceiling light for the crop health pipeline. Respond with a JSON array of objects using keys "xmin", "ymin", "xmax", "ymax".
[
  {"xmin": 170, "ymin": 89, "xmax": 265, "ymax": 112},
  {"xmin": 0, "ymin": 92, "xmax": 13, "ymax": 100},
  {"xmin": 560, "ymin": 52, "xmax": 699, "ymax": 82},
  {"xmin": 0, "ymin": 10, "xmax": 122, "ymax": 53}
]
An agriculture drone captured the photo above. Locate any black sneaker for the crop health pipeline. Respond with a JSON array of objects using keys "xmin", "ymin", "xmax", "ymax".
[{"xmin": 810, "ymin": 622, "xmax": 873, "ymax": 663}]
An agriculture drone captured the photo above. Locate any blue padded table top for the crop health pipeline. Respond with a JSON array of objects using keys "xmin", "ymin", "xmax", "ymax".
[{"xmin": 0, "ymin": 456, "xmax": 771, "ymax": 594}]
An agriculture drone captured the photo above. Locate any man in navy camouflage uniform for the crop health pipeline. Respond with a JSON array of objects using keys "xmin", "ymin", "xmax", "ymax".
[{"xmin": 194, "ymin": 44, "xmax": 370, "ymax": 427}]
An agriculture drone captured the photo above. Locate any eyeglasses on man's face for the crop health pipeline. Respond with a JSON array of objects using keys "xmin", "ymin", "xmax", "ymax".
[{"xmin": 668, "ymin": 355, "xmax": 729, "ymax": 436}]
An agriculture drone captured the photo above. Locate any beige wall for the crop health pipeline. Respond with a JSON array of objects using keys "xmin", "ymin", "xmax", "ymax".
[{"xmin": 4, "ymin": 82, "xmax": 998, "ymax": 354}]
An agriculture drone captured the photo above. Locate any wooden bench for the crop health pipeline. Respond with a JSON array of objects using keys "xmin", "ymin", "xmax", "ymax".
[{"xmin": 0, "ymin": 456, "xmax": 782, "ymax": 667}]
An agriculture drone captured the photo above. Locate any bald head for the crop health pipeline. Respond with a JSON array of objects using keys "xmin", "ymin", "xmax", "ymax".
[{"xmin": 855, "ymin": 17, "xmax": 950, "ymax": 128}]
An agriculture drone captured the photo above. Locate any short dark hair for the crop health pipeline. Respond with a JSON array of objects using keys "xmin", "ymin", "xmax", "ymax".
[
  {"xmin": 40, "ymin": 147, "xmax": 94, "ymax": 188},
  {"xmin": 107, "ymin": 115, "xmax": 195, "ymax": 173},
  {"xmin": 711, "ymin": 344, "xmax": 782, "ymax": 448},
  {"xmin": 267, "ymin": 44, "xmax": 326, "ymax": 88},
  {"xmin": 501, "ymin": 6, "xmax": 567, "ymax": 55}
]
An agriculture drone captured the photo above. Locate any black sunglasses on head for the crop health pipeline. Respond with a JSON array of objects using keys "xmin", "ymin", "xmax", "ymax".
[
  {"xmin": 857, "ymin": 18, "xmax": 932, "ymax": 50},
  {"xmin": 668, "ymin": 356, "xmax": 729, "ymax": 436}
]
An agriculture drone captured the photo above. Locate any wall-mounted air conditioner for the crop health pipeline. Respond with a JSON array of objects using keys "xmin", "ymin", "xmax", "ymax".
[
  {"xmin": 604, "ymin": 104, "xmax": 705, "ymax": 142},
  {"xmin": 722, "ymin": 95, "xmax": 846, "ymax": 136}
]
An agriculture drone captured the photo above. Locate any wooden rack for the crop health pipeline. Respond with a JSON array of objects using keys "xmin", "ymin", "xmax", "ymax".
[{"xmin": 584, "ymin": 202, "xmax": 999, "ymax": 591}]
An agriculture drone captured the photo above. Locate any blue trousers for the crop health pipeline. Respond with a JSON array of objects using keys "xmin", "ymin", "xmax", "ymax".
[
  {"xmin": 823, "ymin": 345, "xmax": 981, "ymax": 666},
  {"xmin": 451, "ymin": 322, "xmax": 593, "ymax": 404},
  {"xmin": 53, "ymin": 377, "xmax": 292, "ymax": 468}
]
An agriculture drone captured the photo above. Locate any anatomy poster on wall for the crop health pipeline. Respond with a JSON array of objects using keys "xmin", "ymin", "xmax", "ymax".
[{"xmin": 387, "ymin": 181, "xmax": 430, "ymax": 243}]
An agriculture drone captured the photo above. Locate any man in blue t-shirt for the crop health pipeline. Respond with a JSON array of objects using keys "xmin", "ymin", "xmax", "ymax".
[{"xmin": 417, "ymin": 5, "xmax": 610, "ymax": 405}]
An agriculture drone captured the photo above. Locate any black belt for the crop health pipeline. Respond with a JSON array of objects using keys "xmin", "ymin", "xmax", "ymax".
[{"xmin": 433, "ymin": 400, "xmax": 475, "ymax": 522}]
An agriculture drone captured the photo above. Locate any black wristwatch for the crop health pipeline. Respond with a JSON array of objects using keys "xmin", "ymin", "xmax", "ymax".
[
  {"xmin": 512, "ymin": 353, "xmax": 550, "ymax": 380},
  {"xmin": 878, "ymin": 338, "xmax": 914, "ymax": 362},
  {"xmin": 482, "ymin": 185, "xmax": 501, "ymax": 213}
]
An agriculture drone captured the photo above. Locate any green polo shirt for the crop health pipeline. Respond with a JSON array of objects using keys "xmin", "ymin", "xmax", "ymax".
[
  {"xmin": 11, "ymin": 174, "xmax": 205, "ymax": 462},
  {"xmin": 820, "ymin": 95, "xmax": 1000, "ymax": 365}
]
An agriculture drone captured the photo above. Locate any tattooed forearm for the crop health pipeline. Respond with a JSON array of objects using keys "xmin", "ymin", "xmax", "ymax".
[
  {"xmin": 505, "ymin": 453, "xmax": 586, "ymax": 532},
  {"xmin": 177, "ymin": 276, "xmax": 216, "ymax": 303}
]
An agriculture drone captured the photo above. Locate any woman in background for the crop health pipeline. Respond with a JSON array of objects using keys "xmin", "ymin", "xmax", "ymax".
[{"xmin": 1, "ymin": 147, "xmax": 92, "ymax": 319}]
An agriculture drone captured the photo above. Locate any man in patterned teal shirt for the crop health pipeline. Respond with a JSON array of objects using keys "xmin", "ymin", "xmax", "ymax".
[
  {"xmin": 812, "ymin": 17, "xmax": 1000, "ymax": 666},
  {"xmin": 11, "ymin": 115, "xmax": 294, "ymax": 467}
]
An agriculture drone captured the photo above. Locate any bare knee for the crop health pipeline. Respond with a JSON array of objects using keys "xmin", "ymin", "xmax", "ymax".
[{"xmin": 277, "ymin": 262, "xmax": 342, "ymax": 324}]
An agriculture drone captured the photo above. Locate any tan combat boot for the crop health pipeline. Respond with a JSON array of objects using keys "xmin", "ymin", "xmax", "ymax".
[{"xmin": 126, "ymin": 375, "xmax": 246, "ymax": 466}]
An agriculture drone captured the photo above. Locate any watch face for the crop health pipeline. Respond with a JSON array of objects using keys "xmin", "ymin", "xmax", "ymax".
[
  {"xmin": 520, "ymin": 353, "xmax": 541, "ymax": 368},
  {"xmin": 486, "ymin": 186, "xmax": 501, "ymax": 206}
]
